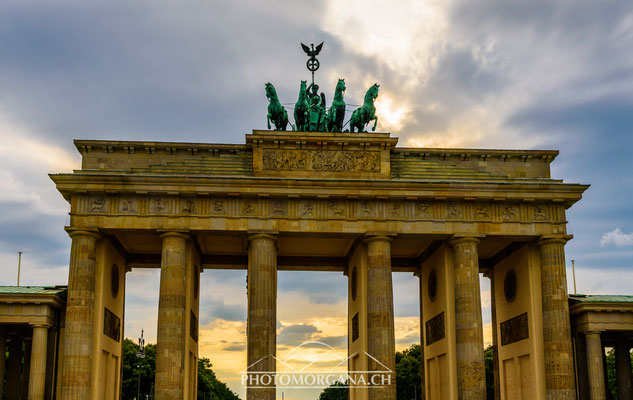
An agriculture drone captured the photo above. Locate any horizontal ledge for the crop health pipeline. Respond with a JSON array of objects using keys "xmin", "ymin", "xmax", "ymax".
[{"xmin": 128, "ymin": 254, "xmax": 420, "ymax": 272}]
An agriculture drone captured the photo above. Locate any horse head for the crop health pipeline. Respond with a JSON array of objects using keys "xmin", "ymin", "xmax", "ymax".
[
  {"xmin": 265, "ymin": 82, "xmax": 277, "ymax": 101},
  {"xmin": 337, "ymin": 78, "xmax": 346, "ymax": 93},
  {"xmin": 364, "ymin": 83, "xmax": 380, "ymax": 103}
]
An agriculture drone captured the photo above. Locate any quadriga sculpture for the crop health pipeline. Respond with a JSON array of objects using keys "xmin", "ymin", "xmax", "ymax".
[
  {"xmin": 294, "ymin": 80, "xmax": 309, "ymax": 132},
  {"xmin": 265, "ymin": 82, "xmax": 289, "ymax": 131},
  {"xmin": 326, "ymin": 79, "xmax": 346, "ymax": 132},
  {"xmin": 350, "ymin": 83, "xmax": 379, "ymax": 133}
]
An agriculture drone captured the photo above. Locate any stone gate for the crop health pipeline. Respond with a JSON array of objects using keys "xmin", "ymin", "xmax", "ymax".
[{"xmin": 50, "ymin": 130, "xmax": 588, "ymax": 399}]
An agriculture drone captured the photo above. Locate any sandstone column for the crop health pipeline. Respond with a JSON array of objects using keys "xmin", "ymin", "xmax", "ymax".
[
  {"xmin": 450, "ymin": 236, "xmax": 486, "ymax": 399},
  {"xmin": 0, "ymin": 330, "xmax": 6, "ymax": 400},
  {"xmin": 537, "ymin": 236, "xmax": 576, "ymax": 399},
  {"xmin": 155, "ymin": 232, "xmax": 189, "ymax": 400},
  {"xmin": 585, "ymin": 332, "xmax": 606, "ymax": 400},
  {"xmin": 6, "ymin": 337, "xmax": 21, "ymax": 400},
  {"xmin": 415, "ymin": 271, "xmax": 425, "ymax": 400},
  {"xmin": 247, "ymin": 233, "xmax": 278, "ymax": 400},
  {"xmin": 615, "ymin": 340, "xmax": 633, "ymax": 400},
  {"xmin": 485, "ymin": 271, "xmax": 501, "ymax": 400},
  {"xmin": 60, "ymin": 230, "xmax": 100, "ymax": 400},
  {"xmin": 365, "ymin": 235, "xmax": 396, "ymax": 400},
  {"xmin": 28, "ymin": 324, "xmax": 49, "ymax": 400}
]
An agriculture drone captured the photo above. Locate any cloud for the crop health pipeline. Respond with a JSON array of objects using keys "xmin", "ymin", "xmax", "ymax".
[
  {"xmin": 278, "ymin": 324, "xmax": 320, "ymax": 347},
  {"xmin": 601, "ymin": 228, "xmax": 633, "ymax": 247},
  {"xmin": 223, "ymin": 343, "xmax": 247, "ymax": 352}
]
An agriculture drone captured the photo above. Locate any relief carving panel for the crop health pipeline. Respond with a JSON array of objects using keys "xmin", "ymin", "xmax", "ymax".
[{"xmin": 262, "ymin": 150, "xmax": 380, "ymax": 173}]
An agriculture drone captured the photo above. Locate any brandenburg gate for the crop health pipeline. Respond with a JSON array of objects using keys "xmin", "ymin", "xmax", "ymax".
[{"xmin": 51, "ymin": 130, "xmax": 588, "ymax": 399}]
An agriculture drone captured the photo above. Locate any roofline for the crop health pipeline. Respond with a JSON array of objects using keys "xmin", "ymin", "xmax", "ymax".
[{"xmin": 73, "ymin": 139, "xmax": 559, "ymax": 161}]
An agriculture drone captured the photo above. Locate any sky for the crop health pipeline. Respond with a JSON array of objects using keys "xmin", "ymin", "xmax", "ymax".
[{"xmin": 0, "ymin": 1, "xmax": 632, "ymax": 398}]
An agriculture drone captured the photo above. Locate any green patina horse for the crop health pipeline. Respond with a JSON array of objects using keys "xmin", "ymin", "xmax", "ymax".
[
  {"xmin": 350, "ymin": 83, "xmax": 379, "ymax": 133},
  {"xmin": 265, "ymin": 82, "xmax": 289, "ymax": 131},
  {"xmin": 294, "ymin": 80, "xmax": 309, "ymax": 131},
  {"xmin": 326, "ymin": 79, "xmax": 346, "ymax": 132}
]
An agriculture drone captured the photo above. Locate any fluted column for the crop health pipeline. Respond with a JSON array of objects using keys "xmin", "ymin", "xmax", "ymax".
[
  {"xmin": 28, "ymin": 324, "xmax": 49, "ymax": 400},
  {"xmin": 584, "ymin": 332, "xmax": 606, "ymax": 400},
  {"xmin": 60, "ymin": 229, "xmax": 100, "ymax": 400},
  {"xmin": 155, "ymin": 232, "xmax": 189, "ymax": 400},
  {"xmin": 450, "ymin": 236, "xmax": 485, "ymax": 399},
  {"xmin": 365, "ymin": 235, "xmax": 396, "ymax": 400},
  {"xmin": 538, "ymin": 236, "xmax": 576, "ymax": 399},
  {"xmin": 6, "ymin": 337, "xmax": 22, "ymax": 400},
  {"xmin": 0, "ymin": 330, "xmax": 6, "ymax": 400},
  {"xmin": 415, "ymin": 271, "xmax": 425, "ymax": 400},
  {"xmin": 484, "ymin": 271, "xmax": 500, "ymax": 400},
  {"xmin": 247, "ymin": 233, "xmax": 278, "ymax": 400},
  {"xmin": 615, "ymin": 340, "xmax": 633, "ymax": 400}
]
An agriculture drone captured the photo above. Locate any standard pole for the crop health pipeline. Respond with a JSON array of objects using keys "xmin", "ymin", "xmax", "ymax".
[
  {"xmin": 17, "ymin": 251, "xmax": 22, "ymax": 286},
  {"xmin": 572, "ymin": 259, "xmax": 577, "ymax": 294}
]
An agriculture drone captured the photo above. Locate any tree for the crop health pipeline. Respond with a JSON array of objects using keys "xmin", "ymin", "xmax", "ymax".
[
  {"xmin": 122, "ymin": 338, "xmax": 241, "ymax": 399},
  {"xmin": 318, "ymin": 380, "xmax": 349, "ymax": 400},
  {"xmin": 197, "ymin": 357, "xmax": 241, "ymax": 400},
  {"xmin": 122, "ymin": 338, "xmax": 156, "ymax": 399},
  {"xmin": 484, "ymin": 345, "xmax": 494, "ymax": 400},
  {"xmin": 396, "ymin": 344, "xmax": 422, "ymax": 399}
]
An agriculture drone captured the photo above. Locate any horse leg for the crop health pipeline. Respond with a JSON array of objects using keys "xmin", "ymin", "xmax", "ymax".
[
  {"xmin": 372, "ymin": 116, "xmax": 378, "ymax": 132},
  {"xmin": 267, "ymin": 114, "xmax": 271, "ymax": 130}
]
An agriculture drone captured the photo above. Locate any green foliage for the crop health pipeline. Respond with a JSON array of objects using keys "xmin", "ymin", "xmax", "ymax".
[
  {"xmin": 197, "ymin": 357, "xmax": 240, "ymax": 400},
  {"xmin": 607, "ymin": 348, "xmax": 617, "ymax": 399},
  {"xmin": 318, "ymin": 380, "xmax": 349, "ymax": 400},
  {"xmin": 121, "ymin": 338, "xmax": 241, "ymax": 400},
  {"xmin": 484, "ymin": 345, "xmax": 494, "ymax": 400},
  {"xmin": 122, "ymin": 338, "xmax": 156, "ymax": 399},
  {"xmin": 396, "ymin": 344, "xmax": 422, "ymax": 399}
]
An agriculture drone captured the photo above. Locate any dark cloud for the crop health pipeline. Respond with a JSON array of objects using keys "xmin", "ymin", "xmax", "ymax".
[
  {"xmin": 199, "ymin": 297, "xmax": 245, "ymax": 323},
  {"xmin": 278, "ymin": 271, "xmax": 346, "ymax": 304},
  {"xmin": 278, "ymin": 324, "xmax": 320, "ymax": 347}
]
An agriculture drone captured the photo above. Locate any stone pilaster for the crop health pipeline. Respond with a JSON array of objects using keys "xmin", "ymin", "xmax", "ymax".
[
  {"xmin": 450, "ymin": 236, "xmax": 486, "ymax": 400},
  {"xmin": 155, "ymin": 232, "xmax": 190, "ymax": 400},
  {"xmin": 28, "ymin": 324, "xmax": 49, "ymax": 400},
  {"xmin": 537, "ymin": 236, "xmax": 576, "ymax": 400},
  {"xmin": 60, "ymin": 229, "xmax": 100, "ymax": 400},
  {"xmin": 584, "ymin": 332, "xmax": 606, "ymax": 400},
  {"xmin": 415, "ymin": 270, "xmax": 425, "ymax": 400},
  {"xmin": 365, "ymin": 235, "xmax": 396, "ymax": 400},
  {"xmin": 615, "ymin": 340, "xmax": 633, "ymax": 400},
  {"xmin": 247, "ymin": 233, "xmax": 278, "ymax": 400},
  {"xmin": 484, "ymin": 271, "xmax": 501, "ymax": 400},
  {"xmin": 6, "ymin": 337, "xmax": 21, "ymax": 400}
]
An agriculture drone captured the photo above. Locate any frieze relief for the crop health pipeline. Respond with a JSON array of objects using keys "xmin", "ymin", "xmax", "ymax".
[
  {"xmin": 75, "ymin": 195, "xmax": 565, "ymax": 225},
  {"xmin": 446, "ymin": 202, "xmax": 463, "ymax": 220},
  {"xmin": 150, "ymin": 198, "xmax": 169, "ymax": 214},
  {"xmin": 119, "ymin": 198, "xmax": 137, "ymax": 214},
  {"xmin": 89, "ymin": 196, "xmax": 107, "ymax": 213},
  {"xmin": 262, "ymin": 150, "xmax": 380, "ymax": 173}
]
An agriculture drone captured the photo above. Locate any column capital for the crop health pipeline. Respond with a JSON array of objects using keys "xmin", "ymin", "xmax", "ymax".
[
  {"xmin": 247, "ymin": 232, "xmax": 278, "ymax": 242},
  {"xmin": 537, "ymin": 234, "xmax": 573, "ymax": 246},
  {"xmin": 158, "ymin": 231, "xmax": 190, "ymax": 240},
  {"xmin": 363, "ymin": 233, "xmax": 395, "ymax": 243},
  {"xmin": 65, "ymin": 228, "xmax": 101, "ymax": 240},
  {"xmin": 30, "ymin": 323, "xmax": 51, "ymax": 329},
  {"xmin": 450, "ymin": 233, "xmax": 484, "ymax": 246}
]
